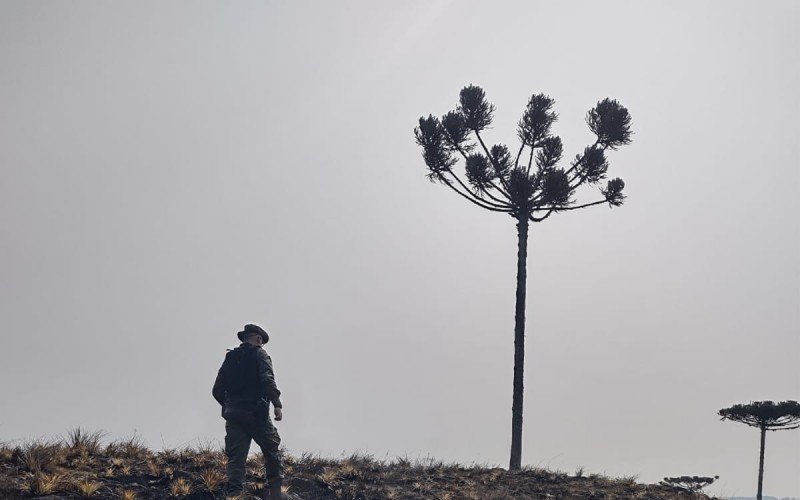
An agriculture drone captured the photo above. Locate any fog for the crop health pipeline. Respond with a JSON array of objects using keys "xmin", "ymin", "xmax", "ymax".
[{"xmin": 1, "ymin": 1, "xmax": 798, "ymax": 497}]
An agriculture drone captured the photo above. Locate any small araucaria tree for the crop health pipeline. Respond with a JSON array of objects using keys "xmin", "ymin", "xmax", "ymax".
[
  {"xmin": 414, "ymin": 85, "xmax": 633, "ymax": 470},
  {"xmin": 659, "ymin": 475, "xmax": 719, "ymax": 494},
  {"xmin": 719, "ymin": 400, "xmax": 800, "ymax": 500}
]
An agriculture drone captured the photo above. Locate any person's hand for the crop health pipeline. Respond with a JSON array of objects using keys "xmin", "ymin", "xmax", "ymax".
[{"xmin": 274, "ymin": 407, "xmax": 283, "ymax": 421}]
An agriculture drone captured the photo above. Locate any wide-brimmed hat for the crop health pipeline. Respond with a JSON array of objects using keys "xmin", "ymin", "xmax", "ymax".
[{"xmin": 237, "ymin": 323, "xmax": 269, "ymax": 344}]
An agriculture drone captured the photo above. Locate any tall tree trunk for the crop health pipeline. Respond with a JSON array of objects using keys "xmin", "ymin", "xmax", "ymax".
[
  {"xmin": 509, "ymin": 216, "xmax": 529, "ymax": 470},
  {"xmin": 757, "ymin": 426, "xmax": 766, "ymax": 500}
]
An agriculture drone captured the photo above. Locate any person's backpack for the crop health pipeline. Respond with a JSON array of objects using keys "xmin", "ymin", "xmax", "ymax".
[{"xmin": 219, "ymin": 347, "xmax": 260, "ymax": 398}]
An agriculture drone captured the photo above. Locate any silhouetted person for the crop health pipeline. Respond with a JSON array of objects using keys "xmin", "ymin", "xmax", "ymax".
[{"xmin": 213, "ymin": 324, "xmax": 284, "ymax": 499}]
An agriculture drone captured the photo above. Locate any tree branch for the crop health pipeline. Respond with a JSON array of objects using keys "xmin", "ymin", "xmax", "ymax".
[
  {"xmin": 514, "ymin": 142, "xmax": 525, "ymax": 170},
  {"xmin": 448, "ymin": 144, "xmax": 511, "ymax": 204},
  {"xmin": 567, "ymin": 143, "xmax": 609, "ymax": 191},
  {"xmin": 439, "ymin": 173, "xmax": 511, "ymax": 212},
  {"xmin": 442, "ymin": 128, "xmax": 511, "ymax": 204},
  {"xmin": 474, "ymin": 129, "xmax": 512, "ymax": 193},
  {"xmin": 446, "ymin": 168, "xmax": 511, "ymax": 209},
  {"xmin": 530, "ymin": 207, "xmax": 556, "ymax": 222},
  {"xmin": 486, "ymin": 179, "xmax": 511, "ymax": 200},
  {"xmin": 533, "ymin": 199, "xmax": 608, "ymax": 212},
  {"xmin": 564, "ymin": 140, "xmax": 602, "ymax": 179},
  {"xmin": 568, "ymin": 170, "xmax": 591, "ymax": 192}
]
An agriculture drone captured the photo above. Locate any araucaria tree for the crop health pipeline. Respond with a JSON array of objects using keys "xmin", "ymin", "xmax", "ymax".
[
  {"xmin": 660, "ymin": 475, "xmax": 719, "ymax": 494},
  {"xmin": 414, "ymin": 85, "xmax": 633, "ymax": 470},
  {"xmin": 719, "ymin": 400, "xmax": 800, "ymax": 500}
]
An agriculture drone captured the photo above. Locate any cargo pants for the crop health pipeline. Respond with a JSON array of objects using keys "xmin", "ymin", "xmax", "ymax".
[{"xmin": 224, "ymin": 410, "xmax": 283, "ymax": 495}]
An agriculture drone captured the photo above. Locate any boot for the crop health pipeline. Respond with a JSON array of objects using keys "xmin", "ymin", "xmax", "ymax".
[{"xmin": 266, "ymin": 477, "xmax": 283, "ymax": 499}]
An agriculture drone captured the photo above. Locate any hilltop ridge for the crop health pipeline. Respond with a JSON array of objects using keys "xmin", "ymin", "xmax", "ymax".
[{"xmin": 0, "ymin": 432, "xmax": 716, "ymax": 499}]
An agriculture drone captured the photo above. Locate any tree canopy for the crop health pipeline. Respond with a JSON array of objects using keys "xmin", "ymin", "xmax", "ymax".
[
  {"xmin": 660, "ymin": 476, "xmax": 718, "ymax": 493},
  {"xmin": 414, "ymin": 85, "xmax": 632, "ymax": 221},
  {"xmin": 718, "ymin": 400, "xmax": 800, "ymax": 430}
]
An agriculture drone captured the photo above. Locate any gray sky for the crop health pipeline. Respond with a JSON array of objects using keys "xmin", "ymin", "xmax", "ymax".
[{"xmin": 1, "ymin": 0, "xmax": 798, "ymax": 497}]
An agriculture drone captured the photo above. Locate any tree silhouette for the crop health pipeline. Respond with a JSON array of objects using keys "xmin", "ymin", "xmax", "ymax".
[
  {"xmin": 659, "ymin": 475, "xmax": 718, "ymax": 494},
  {"xmin": 414, "ymin": 85, "xmax": 633, "ymax": 470},
  {"xmin": 718, "ymin": 400, "xmax": 800, "ymax": 500}
]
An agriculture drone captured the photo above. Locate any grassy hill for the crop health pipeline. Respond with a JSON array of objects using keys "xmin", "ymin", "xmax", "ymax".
[{"xmin": 0, "ymin": 430, "xmax": 716, "ymax": 499}]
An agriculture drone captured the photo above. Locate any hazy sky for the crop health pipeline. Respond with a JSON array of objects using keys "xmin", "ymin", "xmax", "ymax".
[{"xmin": 1, "ymin": 1, "xmax": 798, "ymax": 497}]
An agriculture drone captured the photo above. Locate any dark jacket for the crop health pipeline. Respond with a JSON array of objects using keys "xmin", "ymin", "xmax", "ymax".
[{"xmin": 212, "ymin": 343, "xmax": 282, "ymax": 414}]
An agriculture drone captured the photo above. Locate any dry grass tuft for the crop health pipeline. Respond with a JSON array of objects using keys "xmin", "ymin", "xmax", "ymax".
[
  {"xmin": 317, "ymin": 466, "xmax": 340, "ymax": 486},
  {"xmin": 118, "ymin": 488, "xmax": 137, "ymax": 500},
  {"xmin": 106, "ymin": 433, "xmax": 150, "ymax": 461},
  {"xmin": 21, "ymin": 441, "xmax": 64, "ymax": 473},
  {"xmin": 66, "ymin": 428, "xmax": 106, "ymax": 456},
  {"xmin": 193, "ymin": 440, "xmax": 223, "ymax": 468},
  {"xmin": 26, "ymin": 471, "xmax": 66, "ymax": 495},
  {"xmin": 392, "ymin": 455, "xmax": 411, "ymax": 468},
  {"xmin": 73, "ymin": 478, "xmax": 104, "ymax": 497},
  {"xmin": 297, "ymin": 451, "xmax": 338, "ymax": 471},
  {"xmin": 199, "ymin": 468, "xmax": 225, "ymax": 492},
  {"xmin": 158, "ymin": 448, "xmax": 181, "ymax": 464},
  {"xmin": 343, "ymin": 451, "xmax": 374, "ymax": 467},
  {"xmin": 169, "ymin": 477, "xmax": 192, "ymax": 496},
  {"xmin": 194, "ymin": 451, "xmax": 218, "ymax": 468},
  {"xmin": 163, "ymin": 465, "xmax": 175, "ymax": 478},
  {"xmin": 246, "ymin": 451, "xmax": 264, "ymax": 469},
  {"xmin": 339, "ymin": 462, "xmax": 363, "ymax": 480},
  {"xmin": 145, "ymin": 459, "xmax": 161, "ymax": 477},
  {"xmin": 122, "ymin": 434, "xmax": 150, "ymax": 460}
]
